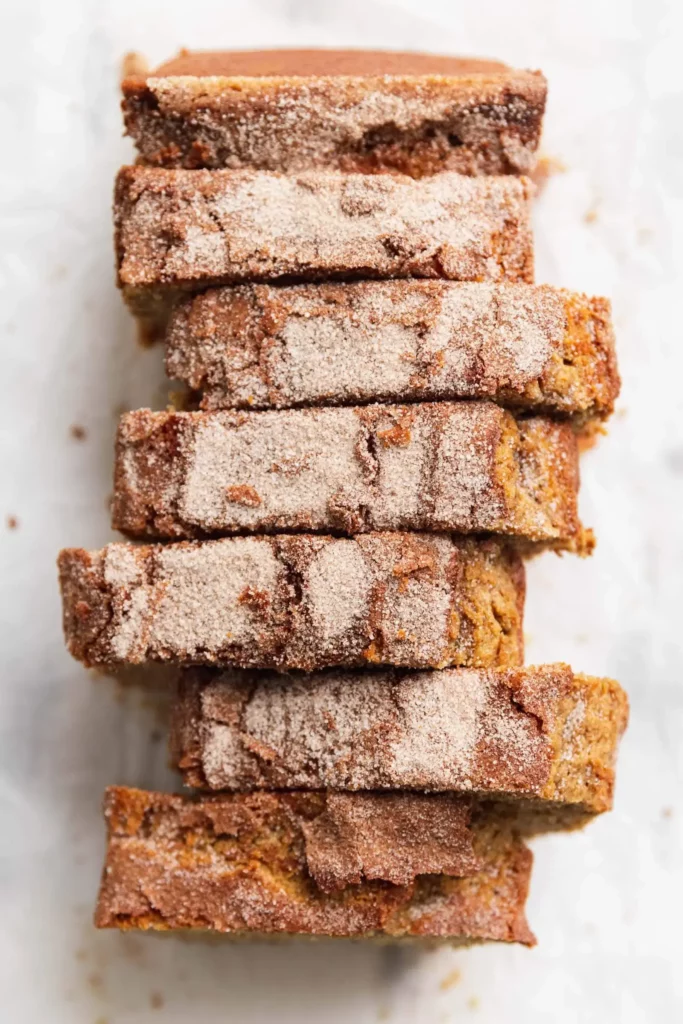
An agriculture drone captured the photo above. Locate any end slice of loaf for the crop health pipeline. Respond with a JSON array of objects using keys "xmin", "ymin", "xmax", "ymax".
[
  {"xmin": 114, "ymin": 167, "xmax": 534, "ymax": 327},
  {"xmin": 166, "ymin": 281, "xmax": 619, "ymax": 424},
  {"xmin": 122, "ymin": 49, "xmax": 546, "ymax": 177},
  {"xmin": 95, "ymin": 786, "xmax": 535, "ymax": 945},
  {"xmin": 58, "ymin": 534, "xmax": 525, "ymax": 672},
  {"xmin": 171, "ymin": 664, "xmax": 628, "ymax": 826}
]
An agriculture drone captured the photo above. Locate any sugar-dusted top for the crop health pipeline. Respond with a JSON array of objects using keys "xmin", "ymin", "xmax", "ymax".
[{"xmin": 115, "ymin": 168, "xmax": 535, "ymax": 291}]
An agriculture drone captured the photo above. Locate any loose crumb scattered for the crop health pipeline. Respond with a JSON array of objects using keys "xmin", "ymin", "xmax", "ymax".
[
  {"xmin": 662, "ymin": 807, "xmax": 673, "ymax": 819},
  {"xmin": 6, "ymin": 515, "xmax": 18, "ymax": 530},
  {"xmin": 150, "ymin": 991, "xmax": 164, "ymax": 1009},
  {"xmin": 70, "ymin": 424, "xmax": 87, "ymax": 441},
  {"xmin": 467, "ymin": 996, "xmax": 480, "ymax": 1011},
  {"xmin": 87, "ymin": 971, "xmax": 104, "ymax": 991},
  {"xmin": 530, "ymin": 155, "xmax": 566, "ymax": 194},
  {"xmin": 440, "ymin": 967, "xmax": 462, "ymax": 991}
]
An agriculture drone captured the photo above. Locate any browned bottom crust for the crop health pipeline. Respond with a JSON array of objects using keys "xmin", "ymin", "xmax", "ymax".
[
  {"xmin": 114, "ymin": 167, "xmax": 535, "ymax": 329},
  {"xmin": 152, "ymin": 50, "xmax": 516, "ymax": 78},
  {"xmin": 95, "ymin": 787, "xmax": 535, "ymax": 945},
  {"xmin": 164, "ymin": 281, "xmax": 619, "ymax": 425},
  {"xmin": 112, "ymin": 402, "xmax": 586, "ymax": 550},
  {"xmin": 58, "ymin": 534, "xmax": 525, "ymax": 672},
  {"xmin": 122, "ymin": 50, "xmax": 545, "ymax": 178},
  {"xmin": 170, "ymin": 664, "xmax": 627, "ymax": 820}
]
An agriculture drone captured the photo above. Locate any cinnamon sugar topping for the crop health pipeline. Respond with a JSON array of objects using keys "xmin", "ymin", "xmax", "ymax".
[
  {"xmin": 115, "ymin": 168, "xmax": 535, "ymax": 315},
  {"xmin": 165, "ymin": 281, "xmax": 618, "ymax": 422},
  {"xmin": 112, "ymin": 402, "xmax": 583, "ymax": 547},
  {"xmin": 58, "ymin": 534, "xmax": 525, "ymax": 671}
]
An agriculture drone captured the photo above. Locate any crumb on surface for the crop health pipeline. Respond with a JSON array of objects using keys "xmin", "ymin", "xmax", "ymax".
[
  {"xmin": 662, "ymin": 807, "xmax": 673, "ymax": 819},
  {"xmin": 150, "ymin": 991, "xmax": 164, "ymax": 1009},
  {"xmin": 6, "ymin": 514, "xmax": 18, "ymax": 530},
  {"xmin": 87, "ymin": 971, "xmax": 104, "ymax": 991},
  {"xmin": 467, "ymin": 995, "xmax": 480, "ymax": 1011},
  {"xmin": 529, "ymin": 154, "xmax": 566, "ymax": 194},
  {"xmin": 70, "ymin": 423, "xmax": 87, "ymax": 441},
  {"xmin": 584, "ymin": 207, "xmax": 599, "ymax": 224},
  {"xmin": 440, "ymin": 967, "xmax": 462, "ymax": 991}
]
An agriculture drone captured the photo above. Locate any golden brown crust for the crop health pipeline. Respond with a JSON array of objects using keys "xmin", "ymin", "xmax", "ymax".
[
  {"xmin": 111, "ymin": 403, "xmax": 584, "ymax": 549},
  {"xmin": 95, "ymin": 786, "xmax": 535, "ymax": 945},
  {"xmin": 58, "ymin": 534, "xmax": 525, "ymax": 672},
  {"xmin": 114, "ymin": 167, "xmax": 535, "ymax": 329},
  {"xmin": 165, "ymin": 281, "xmax": 619, "ymax": 424},
  {"xmin": 169, "ymin": 664, "xmax": 627, "ymax": 820},
  {"xmin": 121, "ymin": 49, "xmax": 546, "ymax": 177}
]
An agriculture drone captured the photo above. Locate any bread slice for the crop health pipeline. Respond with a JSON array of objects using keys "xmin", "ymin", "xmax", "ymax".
[
  {"xmin": 58, "ymin": 534, "xmax": 525, "ymax": 672},
  {"xmin": 166, "ymin": 281, "xmax": 619, "ymax": 425},
  {"xmin": 114, "ymin": 167, "xmax": 534, "ymax": 328},
  {"xmin": 121, "ymin": 49, "xmax": 546, "ymax": 178},
  {"xmin": 171, "ymin": 664, "xmax": 628, "ymax": 827},
  {"xmin": 95, "ymin": 786, "xmax": 535, "ymax": 945},
  {"xmin": 112, "ymin": 402, "xmax": 587, "ymax": 551}
]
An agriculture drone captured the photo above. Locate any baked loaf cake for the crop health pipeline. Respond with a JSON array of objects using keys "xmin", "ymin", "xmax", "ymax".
[
  {"xmin": 58, "ymin": 534, "xmax": 525, "ymax": 671},
  {"xmin": 112, "ymin": 402, "xmax": 586, "ymax": 550},
  {"xmin": 171, "ymin": 664, "xmax": 628, "ymax": 825},
  {"xmin": 121, "ymin": 49, "xmax": 546, "ymax": 178},
  {"xmin": 115, "ymin": 167, "xmax": 534, "ymax": 325},
  {"xmin": 166, "ymin": 281, "xmax": 619, "ymax": 424},
  {"xmin": 95, "ymin": 786, "xmax": 535, "ymax": 945}
]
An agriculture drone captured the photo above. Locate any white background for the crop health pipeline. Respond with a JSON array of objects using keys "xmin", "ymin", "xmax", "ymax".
[{"xmin": 1, "ymin": 0, "xmax": 682, "ymax": 1020}]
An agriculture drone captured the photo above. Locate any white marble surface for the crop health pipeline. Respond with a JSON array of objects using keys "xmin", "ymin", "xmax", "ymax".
[{"xmin": 1, "ymin": 0, "xmax": 682, "ymax": 1019}]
